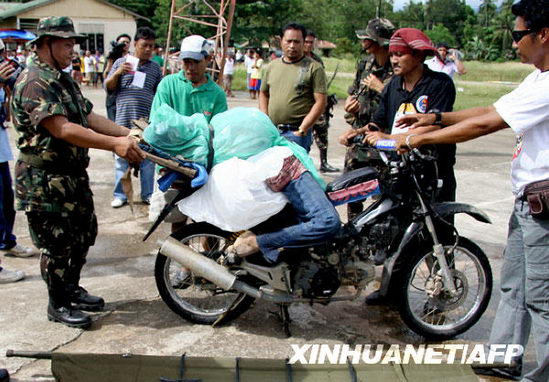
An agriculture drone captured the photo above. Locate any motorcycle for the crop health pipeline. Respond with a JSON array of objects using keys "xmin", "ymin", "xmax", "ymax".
[{"xmin": 148, "ymin": 140, "xmax": 493, "ymax": 340}]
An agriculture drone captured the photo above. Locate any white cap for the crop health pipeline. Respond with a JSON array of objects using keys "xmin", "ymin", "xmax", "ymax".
[
  {"xmin": 179, "ymin": 35, "xmax": 214, "ymax": 61},
  {"xmin": 0, "ymin": 39, "xmax": 4, "ymax": 51}
]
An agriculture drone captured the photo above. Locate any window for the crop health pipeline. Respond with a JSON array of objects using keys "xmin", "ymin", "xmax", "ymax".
[
  {"xmin": 78, "ymin": 24, "xmax": 105, "ymax": 53},
  {"xmin": 18, "ymin": 18, "xmax": 40, "ymax": 31}
]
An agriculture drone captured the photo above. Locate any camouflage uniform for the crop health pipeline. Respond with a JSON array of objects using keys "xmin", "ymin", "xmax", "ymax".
[
  {"xmin": 345, "ymin": 18, "xmax": 395, "ymax": 219},
  {"xmin": 309, "ymin": 52, "xmax": 339, "ymax": 172},
  {"xmin": 11, "ymin": 17, "xmax": 96, "ymax": 306},
  {"xmin": 310, "ymin": 53, "xmax": 329, "ymax": 151}
]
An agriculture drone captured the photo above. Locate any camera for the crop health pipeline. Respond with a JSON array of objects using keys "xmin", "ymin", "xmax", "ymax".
[
  {"xmin": 107, "ymin": 40, "xmax": 127, "ymax": 62},
  {"xmin": 0, "ymin": 57, "xmax": 23, "ymax": 80}
]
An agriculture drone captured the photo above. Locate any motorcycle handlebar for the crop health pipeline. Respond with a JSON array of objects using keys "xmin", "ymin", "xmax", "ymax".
[{"xmin": 351, "ymin": 134, "xmax": 397, "ymax": 151}]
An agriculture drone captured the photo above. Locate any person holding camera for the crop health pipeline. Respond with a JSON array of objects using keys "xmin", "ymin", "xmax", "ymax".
[
  {"xmin": 0, "ymin": 39, "xmax": 39, "ymax": 284},
  {"xmin": 104, "ymin": 33, "xmax": 131, "ymax": 121},
  {"xmin": 106, "ymin": 27, "xmax": 162, "ymax": 208},
  {"xmin": 426, "ymin": 42, "xmax": 466, "ymax": 79}
]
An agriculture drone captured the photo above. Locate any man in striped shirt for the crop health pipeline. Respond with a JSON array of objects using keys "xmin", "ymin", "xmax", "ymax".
[{"xmin": 106, "ymin": 27, "xmax": 163, "ymax": 208}]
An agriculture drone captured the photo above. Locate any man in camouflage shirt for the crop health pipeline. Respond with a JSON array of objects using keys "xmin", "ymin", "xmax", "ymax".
[
  {"xmin": 304, "ymin": 30, "xmax": 339, "ymax": 173},
  {"xmin": 12, "ymin": 16, "xmax": 144, "ymax": 328},
  {"xmin": 343, "ymin": 18, "xmax": 395, "ymax": 219}
]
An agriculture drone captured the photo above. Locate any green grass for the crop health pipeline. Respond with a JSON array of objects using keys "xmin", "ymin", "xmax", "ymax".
[
  {"xmin": 322, "ymin": 56, "xmax": 357, "ymax": 73},
  {"xmin": 459, "ymin": 61, "xmax": 534, "ymax": 83},
  {"xmin": 454, "ymin": 81, "xmax": 513, "ymax": 110}
]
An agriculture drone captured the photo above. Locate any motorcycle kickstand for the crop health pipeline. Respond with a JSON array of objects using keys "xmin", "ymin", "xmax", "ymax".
[{"xmin": 269, "ymin": 304, "xmax": 292, "ymax": 338}]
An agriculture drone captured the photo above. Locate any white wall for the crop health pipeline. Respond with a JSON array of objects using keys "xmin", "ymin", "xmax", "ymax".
[{"xmin": 73, "ymin": 18, "xmax": 136, "ymax": 55}]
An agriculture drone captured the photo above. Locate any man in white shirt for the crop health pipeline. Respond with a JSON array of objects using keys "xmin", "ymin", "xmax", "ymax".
[
  {"xmin": 222, "ymin": 53, "xmax": 235, "ymax": 97},
  {"xmin": 83, "ymin": 50, "xmax": 96, "ymax": 86},
  {"xmin": 426, "ymin": 42, "xmax": 466, "ymax": 79},
  {"xmin": 244, "ymin": 49, "xmax": 255, "ymax": 99},
  {"xmin": 396, "ymin": 1, "xmax": 548, "ymax": 380}
]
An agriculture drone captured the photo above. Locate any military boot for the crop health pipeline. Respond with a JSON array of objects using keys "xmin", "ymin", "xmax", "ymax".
[
  {"xmin": 47, "ymin": 299, "xmax": 92, "ymax": 329},
  {"xmin": 69, "ymin": 286, "xmax": 105, "ymax": 312},
  {"xmin": 319, "ymin": 149, "xmax": 339, "ymax": 173}
]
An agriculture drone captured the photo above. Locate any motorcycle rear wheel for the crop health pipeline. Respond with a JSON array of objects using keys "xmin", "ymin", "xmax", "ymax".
[
  {"xmin": 155, "ymin": 223, "xmax": 255, "ymax": 325},
  {"xmin": 397, "ymin": 236, "xmax": 492, "ymax": 340}
]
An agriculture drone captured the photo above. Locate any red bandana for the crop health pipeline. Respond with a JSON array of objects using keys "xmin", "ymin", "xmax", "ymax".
[{"xmin": 389, "ymin": 28, "xmax": 437, "ymax": 56}]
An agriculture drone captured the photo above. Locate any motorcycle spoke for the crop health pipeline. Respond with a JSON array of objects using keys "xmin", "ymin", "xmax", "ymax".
[
  {"xmin": 163, "ymin": 232, "xmax": 245, "ymax": 315},
  {"xmin": 405, "ymin": 243, "xmax": 489, "ymax": 332}
]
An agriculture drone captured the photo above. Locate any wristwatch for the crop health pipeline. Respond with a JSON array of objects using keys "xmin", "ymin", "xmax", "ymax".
[{"xmin": 433, "ymin": 112, "xmax": 443, "ymax": 126}]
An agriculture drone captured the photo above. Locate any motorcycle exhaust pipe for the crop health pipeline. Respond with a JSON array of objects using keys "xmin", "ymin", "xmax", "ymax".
[
  {"xmin": 159, "ymin": 237, "xmax": 295, "ymax": 303},
  {"xmin": 160, "ymin": 237, "xmax": 237, "ymax": 291}
]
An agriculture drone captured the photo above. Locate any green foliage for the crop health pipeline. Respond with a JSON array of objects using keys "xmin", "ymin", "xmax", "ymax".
[
  {"xmin": 425, "ymin": 24, "xmax": 456, "ymax": 46},
  {"xmin": 102, "ymin": 0, "xmax": 518, "ymax": 62},
  {"xmin": 108, "ymin": 0, "xmax": 156, "ymax": 28}
]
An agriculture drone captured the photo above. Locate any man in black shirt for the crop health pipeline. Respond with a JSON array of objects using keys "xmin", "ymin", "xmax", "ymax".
[
  {"xmin": 340, "ymin": 28, "xmax": 456, "ymax": 305},
  {"xmin": 341, "ymin": 28, "xmax": 457, "ymax": 202}
]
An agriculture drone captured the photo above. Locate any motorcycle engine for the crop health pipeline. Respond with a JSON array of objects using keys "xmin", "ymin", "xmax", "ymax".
[
  {"xmin": 292, "ymin": 261, "xmax": 340, "ymax": 299},
  {"xmin": 363, "ymin": 216, "xmax": 400, "ymax": 264}
]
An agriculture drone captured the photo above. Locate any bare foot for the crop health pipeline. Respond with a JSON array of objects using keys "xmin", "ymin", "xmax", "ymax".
[{"xmin": 227, "ymin": 231, "xmax": 259, "ymax": 257}]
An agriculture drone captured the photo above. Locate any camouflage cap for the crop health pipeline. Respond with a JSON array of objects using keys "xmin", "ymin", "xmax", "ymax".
[
  {"xmin": 29, "ymin": 16, "xmax": 86, "ymax": 45},
  {"xmin": 355, "ymin": 18, "xmax": 395, "ymax": 47}
]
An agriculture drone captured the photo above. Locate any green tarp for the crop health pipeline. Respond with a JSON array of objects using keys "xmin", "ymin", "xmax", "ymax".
[{"xmin": 51, "ymin": 353, "xmax": 479, "ymax": 382}]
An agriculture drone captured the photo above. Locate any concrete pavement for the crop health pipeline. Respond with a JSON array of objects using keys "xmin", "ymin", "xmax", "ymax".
[{"xmin": 0, "ymin": 87, "xmax": 529, "ymax": 381}]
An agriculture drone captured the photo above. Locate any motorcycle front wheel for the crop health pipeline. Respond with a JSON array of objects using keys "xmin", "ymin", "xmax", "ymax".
[
  {"xmin": 397, "ymin": 236, "xmax": 492, "ymax": 340},
  {"xmin": 155, "ymin": 223, "xmax": 255, "ymax": 325}
]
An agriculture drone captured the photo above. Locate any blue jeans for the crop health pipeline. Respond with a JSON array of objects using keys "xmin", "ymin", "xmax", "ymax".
[
  {"xmin": 0, "ymin": 162, "xmax": 16, "ymax": 250},
  {"xmin": 488, "ymin": 199, "xmax": 549, "ymax": 382},
  {"xmin": 281, "ymin": 130, "xmax": 313, "ymax": 153},
  {"xmin": 256, "ymin": 171, "xmax": 341, "ymax": 262},
  {"xmin": 113, "ymin": 155, "xmax": 155, "ymax": 201}
]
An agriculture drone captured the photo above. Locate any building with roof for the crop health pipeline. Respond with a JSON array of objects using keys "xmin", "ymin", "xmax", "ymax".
[{"xmin": 0, "ymin": 0, "xmax": 147, "ymax": 52}]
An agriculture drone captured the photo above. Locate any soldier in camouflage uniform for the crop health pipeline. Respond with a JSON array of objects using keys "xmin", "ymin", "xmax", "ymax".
[
  {"xmin": 342, "ymin": 18, "xmax": 395, "ymax": 219},
  {"xmin": 304, "ymin": 30, "xmax": 339, "ymax": 173},
  {"xmin": 12, "ymin": 16, "xmax": 144, "ymax": 328}
]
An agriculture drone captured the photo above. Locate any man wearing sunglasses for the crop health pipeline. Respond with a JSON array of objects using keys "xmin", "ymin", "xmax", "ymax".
[{"xmin": 395, "ymin": 0, "xmax": 549, "ymax": 380}]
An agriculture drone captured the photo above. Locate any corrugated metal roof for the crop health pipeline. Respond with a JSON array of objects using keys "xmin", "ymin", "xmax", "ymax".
[
  {"xmin": 0, "ymin": 0, "xmax": 55, "ymax": 19},
  {"xmin": 0, "ymin": 0, "xmax": 148, "ymax": 21}
]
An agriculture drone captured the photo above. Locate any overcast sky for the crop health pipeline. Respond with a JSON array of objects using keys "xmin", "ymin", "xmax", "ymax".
[{"xmin": 393, "ymin": 0, "xmax": 503, "ymax": 11}]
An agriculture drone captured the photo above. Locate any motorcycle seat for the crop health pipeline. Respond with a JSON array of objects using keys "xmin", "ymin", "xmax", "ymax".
[
  {"xmin": 326, "ymin": 167, "xmax": 379, "ymax": 192},
  {"xmin": 326, "ymin": 167, "xmax": 381, "ymax": 206}
]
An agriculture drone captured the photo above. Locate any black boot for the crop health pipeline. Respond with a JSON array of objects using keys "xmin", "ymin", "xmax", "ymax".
[
  {"xmin": 0, "ymin": 368, "xmax": 9, "ymax": 382},
  {"xmin": 64, "ymin": 254, "xmax": 104, "ymax": 311},
  {"xmin": 69, "ymin": 286, "xmax": 105, "ymax": 312},
  {"xmin": 47, "ymin": 299, "xmax": 92, "ymax": 329},
  {"xmin": 365, "ymin": 290, "xmax": 388, "ymax": 306},
  {"xmin": 319, "ymin": 148, "xmax": 339, "ymax": 173}
]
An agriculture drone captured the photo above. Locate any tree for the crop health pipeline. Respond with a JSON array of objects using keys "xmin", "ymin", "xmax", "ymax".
[
  {"xmin": 491, "ymin": 0, "xmax": 515, "ymax": 57},
  {"xmin": 425, "ymin": 24, "xmax": 456, "ymax": 46},
  {"xmin": 478, "ymin": 0, "xmax": 497, "ymax": 27},
  {"xmin": 392, "ymin": 0, "xmax": 427, "ymax": 30},
  {"xmin": 108, "ymin": 0, "xmax": 156, "ymax": 27}
]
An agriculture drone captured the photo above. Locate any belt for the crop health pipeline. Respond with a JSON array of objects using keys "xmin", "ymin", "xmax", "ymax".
[
  {"xmin": 18, "ymin": 152, "xmax": 87, "ymax": 175},
  {"xmin": 277, "ymin": 123, "xmax": 300, "ymax": 133}
]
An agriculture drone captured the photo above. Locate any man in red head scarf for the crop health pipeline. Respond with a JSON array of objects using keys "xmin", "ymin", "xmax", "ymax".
[{"xmin": 339, "ymin": 28, "xmax": 457, "ymax": 305}]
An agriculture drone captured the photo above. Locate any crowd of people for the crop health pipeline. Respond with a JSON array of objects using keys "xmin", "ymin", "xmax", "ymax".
[{"xmin": 0, "ymin": 0, "xmax": 547, "ymax": 380}]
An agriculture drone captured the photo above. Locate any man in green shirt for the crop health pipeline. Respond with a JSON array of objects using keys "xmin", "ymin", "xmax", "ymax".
[
  {"xmin": 150, "ymin": 35, "xmax": 227, "ymax": 238},
  {"xmin": 260, "ymin": 23, "xmax": 327, "ymax": 152},
  {"xmin": 151, "ymin": 35, "xmax": 227, "ymax": 122}
]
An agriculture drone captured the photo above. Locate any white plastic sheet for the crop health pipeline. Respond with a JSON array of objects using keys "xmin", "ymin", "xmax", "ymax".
[{"xmin": 177, "ymin": 146, "xmax": 292, "ymax": 231}]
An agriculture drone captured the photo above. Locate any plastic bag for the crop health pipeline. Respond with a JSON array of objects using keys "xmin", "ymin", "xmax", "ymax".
[
  {"xmin": 143, "ymin": 104, "xmax": 210, "ymax": 165},
  {"xmin": 177, "ymin": 146, "xmax": 291, "ymax": 231},
  {"xmin": 145, "ymin": 105, "xmax": 326, "ymax": 189}
]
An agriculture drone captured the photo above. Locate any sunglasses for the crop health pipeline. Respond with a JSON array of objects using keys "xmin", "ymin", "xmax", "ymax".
[{"xmin": 511, "ymin": 29, "xmax": 534, "ymax": 43}]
